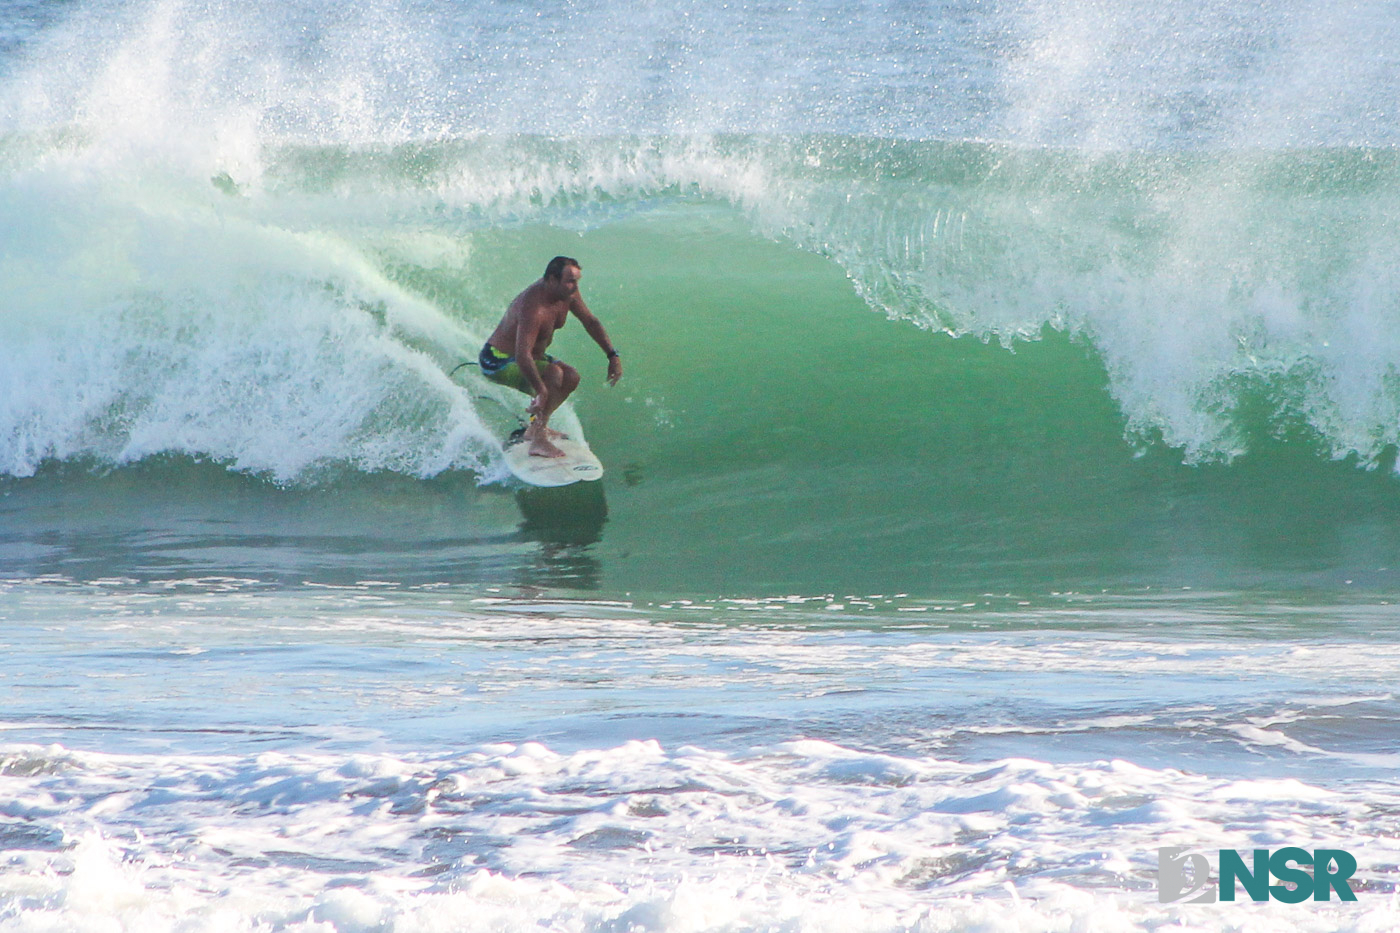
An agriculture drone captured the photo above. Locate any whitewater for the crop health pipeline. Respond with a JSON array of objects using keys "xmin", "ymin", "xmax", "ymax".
[{"xmin": 4, "ymin": 0, "xmax": 1400, "ymax": 929}]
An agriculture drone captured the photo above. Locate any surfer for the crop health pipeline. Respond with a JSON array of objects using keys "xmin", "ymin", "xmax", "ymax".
[{"xmin": 479, "ymin": 256, "xmax": 622, "ymax": 458}]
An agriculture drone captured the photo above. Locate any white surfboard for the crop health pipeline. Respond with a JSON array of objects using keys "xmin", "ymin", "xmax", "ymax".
[{"xmin": 502, "ymin": 431, "xmax": 604, "ymax": 487}]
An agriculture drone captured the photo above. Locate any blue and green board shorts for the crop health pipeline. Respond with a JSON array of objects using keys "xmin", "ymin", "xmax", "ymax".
[{"xmin": 478, "ymin": 342, "xmax": 557, "ymax": 394}]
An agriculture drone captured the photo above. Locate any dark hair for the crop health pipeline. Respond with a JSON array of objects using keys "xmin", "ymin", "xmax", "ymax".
[{"xmin": 544, "ymin": 255, "xmax": 580, "ymax": 280}]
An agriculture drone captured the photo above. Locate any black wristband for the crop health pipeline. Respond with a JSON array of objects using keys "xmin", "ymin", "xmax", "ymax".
[{"xmin": 606, "ymin": 348, "xmax": 619, "ymax": 359}]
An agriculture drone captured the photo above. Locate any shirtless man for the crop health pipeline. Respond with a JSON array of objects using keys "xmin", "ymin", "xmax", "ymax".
[{"xmin": 479, "ymin": 256, "xmax": 622, "ymax": 458}]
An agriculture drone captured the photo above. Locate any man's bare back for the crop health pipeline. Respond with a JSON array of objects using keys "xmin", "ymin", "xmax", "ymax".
[{"xmin": 478, "ymin": 257, "xmax": 622, "ymax": 458}]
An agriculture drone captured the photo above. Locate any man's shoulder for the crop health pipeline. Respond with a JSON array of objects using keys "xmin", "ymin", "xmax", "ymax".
[
  {"xmin": 517, "ymin": 279, "xmax": 556, "ymax": 309},
  {"xmin": 506, "ymin": 281, "xmax": 541, "ymax": 314}
]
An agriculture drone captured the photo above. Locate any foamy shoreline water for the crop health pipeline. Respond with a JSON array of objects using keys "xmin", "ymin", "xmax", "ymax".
[
  {"xmin": 3, "ymin": 581, "xmax": 1400, "ymax": 929},
  {"xmin": 5, "ymin": 580, "xmax": 1400, "ymax": 773},
  {"xmin": 3, "ymin": 736, "xmax": 1399, "ymax": 931}
]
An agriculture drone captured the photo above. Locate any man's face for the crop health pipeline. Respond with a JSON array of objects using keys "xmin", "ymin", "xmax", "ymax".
[{"xmin": 557, "ymin": 265, "xmax": 581, "ymax": 297}]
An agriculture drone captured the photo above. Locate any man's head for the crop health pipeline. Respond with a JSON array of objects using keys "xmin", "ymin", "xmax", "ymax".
[{"xmin": 544, "ymin": 256, "xmax": 581, "ymax": 297}]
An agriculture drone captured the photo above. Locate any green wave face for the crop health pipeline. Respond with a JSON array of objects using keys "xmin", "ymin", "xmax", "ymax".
[
  {"xmin": 440, "ymin": 201, "xmax": 1400, "ymax": 599},
  {"xmin": 6, "ymin": 131, "xmax": 1400, "ymax": 598}
]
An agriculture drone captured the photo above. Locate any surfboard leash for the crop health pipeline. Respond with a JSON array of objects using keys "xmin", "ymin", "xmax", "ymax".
[{"xmin": 448, "ymin": 359, "xmax": 528, "ymax": 428}]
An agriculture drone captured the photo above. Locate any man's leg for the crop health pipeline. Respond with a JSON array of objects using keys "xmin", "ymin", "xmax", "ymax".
[
  {"xmin": 525, "ymin": 362, "xmax": 580, "ymax": 457},
  {"xmin": 539, "ymin": 362, "xmax": 580, "ymax": 431}
]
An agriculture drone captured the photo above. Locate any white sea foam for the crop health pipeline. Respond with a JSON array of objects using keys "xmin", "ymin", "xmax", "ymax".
[
  {"xmin": 3, "ymin": 582, "xmax": 1400, "ymax": 928},
  {"xmin": 1, "ymin": 738, "xmax": 1397, "ymax": 932},
  {"xmin": 0, "ymin": 168, "xmax": 500, "ymax": 481}
]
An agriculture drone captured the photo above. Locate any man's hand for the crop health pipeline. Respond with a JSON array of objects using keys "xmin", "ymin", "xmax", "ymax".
[
  {"xmin": 606, "ymin": 354, "xmax": 622, "ymax": 386},
  {"xmin": 528, "ymin": 392, "xmax": 547, "ymax": 416}
]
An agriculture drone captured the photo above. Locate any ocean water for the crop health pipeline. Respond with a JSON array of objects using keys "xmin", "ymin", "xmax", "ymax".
[{"xmin": 4, "ymin": 0, "xmax": 1400, "ymax": 929}]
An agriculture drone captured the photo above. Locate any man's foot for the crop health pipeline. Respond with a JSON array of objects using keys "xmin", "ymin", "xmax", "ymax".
[
  {"xmin": 529, "ymin": 437, "xmax": 567, "ymax": 458},
  {"xmin": 527, "ymin": 416, "xmax": 569, "ymax": 441}
]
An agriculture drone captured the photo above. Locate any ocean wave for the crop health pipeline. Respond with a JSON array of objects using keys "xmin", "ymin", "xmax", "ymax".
[
  {"xmin": 0, "ymin": 0, "xmax": 1397, "ymax": 481},
  {"xmin": 4, "ymin": 134, "xmax": 1400, "ymax": 481}
]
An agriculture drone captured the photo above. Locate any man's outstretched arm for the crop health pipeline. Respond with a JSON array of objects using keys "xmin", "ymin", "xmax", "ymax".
[{"xmin": 571, "ymin": 299, "xmax": 622, "ymax": 385}]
